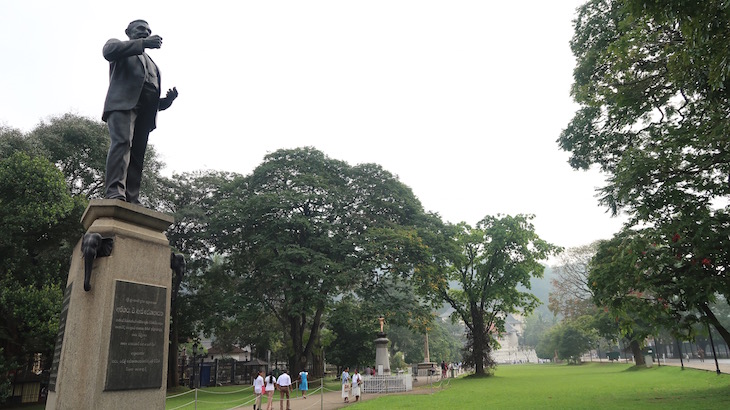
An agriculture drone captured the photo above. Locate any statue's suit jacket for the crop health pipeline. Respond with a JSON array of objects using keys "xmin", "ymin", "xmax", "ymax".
[{"xmin": 102, "ymin": 38, "xmax": 162, "ymax": 130}]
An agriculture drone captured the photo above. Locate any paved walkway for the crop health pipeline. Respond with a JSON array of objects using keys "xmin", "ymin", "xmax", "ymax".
[
  {"xmin": 243, "ymin": 376, "xmax": 447, "ymax": 410},
  {"xmin": 585, "ymin": 357, "xmax": 730, "ymax": 373},
  {"xmin": 659, "ymin": 358, "xmax": 730, "ymax": 374}
]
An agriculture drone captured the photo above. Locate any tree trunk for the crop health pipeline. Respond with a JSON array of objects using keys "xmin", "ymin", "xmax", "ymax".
[
  {"xmin": 167, "ymin": 317, "xmax": 179, "ymax": 388},
  {"xmin": 289, "ymin": 314, "xmax": 308, "ymax": 375},
  {"xmin": 288, "ymin": 306, "xmax": 324, "ymax": 375},
  {"xmin": 471, "ymin": 305, "xmax": 485, "ymax": 375},
  {"xmin": 629, "ymin": 339, "xmax": 645, "ymax": 366},
  {"xmin": 311, "ymin": 349, "xmax": 323, "ymax": 379},
  {"xmin": 699, "ymin": 303, "xmax": 730, "ymax": 347}
]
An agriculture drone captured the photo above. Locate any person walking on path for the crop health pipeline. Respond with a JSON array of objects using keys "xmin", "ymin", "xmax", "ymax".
[
  {"xmin": 298, "ymin": 370, "xmax": 309, "ymax": 399},
  {"xmin": 253, "ymin": 370, "xmax": 264, "ymax": 410},
  {"xmin": 276, "ymin": 369, "xmax": 292, "ymax": 410},
  {"xmin": 341, "ymin": 367, "xmax": 350, "ymax": 403},
  {"xmin": 351, "ymin": 369, "xmax": 363, "ymax": 402},
  {"xmin": 264, "ymin": 372, "xmax": 276, "ymax": 410}
]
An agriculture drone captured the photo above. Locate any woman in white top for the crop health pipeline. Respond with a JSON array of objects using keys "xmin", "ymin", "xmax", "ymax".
[
  {"xmin": 264, "ymin": 372, "xmax": 276, "ymax": 410},
  {"xmin": 351, "ymin": 369, "xmax": 363, "ymax": 402}
]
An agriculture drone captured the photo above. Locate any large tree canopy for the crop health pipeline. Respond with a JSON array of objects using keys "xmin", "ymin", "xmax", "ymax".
[
  {"xmin": 559, "ymin": 0, "xmax": 730, "ymax": 345},
  {"xmin": 206, "ymin": 147, "xmax": 431, "ymax": 374},
  {"xmin": 559, "ymin": 0, "xmax": 730, "ymax": 220},
  {"xmin": 1, "ymin": 114, "xmax": 182, "ymax": 391},
  {"xmin": 416, "ymin": 215, "xmax": 559, "ymax": 375},
  {"xmin": 0, "ymin": 152, "xmax": 75, "ymax": 379}
]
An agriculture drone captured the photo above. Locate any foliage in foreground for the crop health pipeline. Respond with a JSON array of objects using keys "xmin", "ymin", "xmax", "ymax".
[{"xmin": 558, "ymin": 0, "xmax": 730, "ymax": 350}]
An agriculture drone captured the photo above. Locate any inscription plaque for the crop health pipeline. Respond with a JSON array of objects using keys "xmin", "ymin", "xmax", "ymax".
[
  {"xmin": 105, "ymin": 280, "xmax": 167, "ymax": 391},
  {"xmin": 49, "ymin": 282, "xmax": 73, "ymax": 392}
]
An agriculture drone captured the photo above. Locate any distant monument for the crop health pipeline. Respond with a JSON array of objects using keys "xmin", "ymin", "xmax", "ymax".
[
  {"xmin": 416, "ymin": 331, "xmax": 437, "ymax": 377},
  {"xmin": 363, "ymin": 316, "xmax": 412, "ymax": 393},
  {"xmin": 374, "ymin": 316, "xmax": 391, "ymax": 375}
]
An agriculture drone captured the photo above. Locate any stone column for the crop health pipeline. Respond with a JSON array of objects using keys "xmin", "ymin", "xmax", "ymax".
[
  {"xmin": 46, "ymin": 199, "xmax": 174, "ymax": 410},
  {"xmin": 374, "ymin": 332, "xmax": 391, "ymax": 375},
  {"xmin": 424, "ymin": 332, "xmax": 431, "ymax": 363}
]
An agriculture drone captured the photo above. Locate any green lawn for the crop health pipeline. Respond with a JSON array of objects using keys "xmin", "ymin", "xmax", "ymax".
[
  {"xmin": 352, "ymin": 363, "xmax": 730, "ymax": 410},
  {"xmin": 10, "ymin": 364, "xmax": 727, "ymax": 409}
]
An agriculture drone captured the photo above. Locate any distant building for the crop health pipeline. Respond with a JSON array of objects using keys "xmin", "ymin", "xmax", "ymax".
[
  {"xmin": 206, "ymin": 345, "xmax": 251, "ymax": 362},
  {"xmin": 492, "ymin": 313, "xmax": 537, "ymax": 363}
]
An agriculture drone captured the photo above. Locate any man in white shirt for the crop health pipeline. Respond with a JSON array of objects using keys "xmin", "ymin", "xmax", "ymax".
[
  {"xmin": 276, "ymin": 369, "xmax": 293, "ymax": 410},
  {"xmin": 253, "ymin": 370, "xmax": 265, "ymax": 410}
]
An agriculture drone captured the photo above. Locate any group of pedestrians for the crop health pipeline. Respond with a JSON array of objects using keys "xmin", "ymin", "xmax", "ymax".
[
  {"xmin": 252, "ymin": 369, "xmax": 309, "ymax": 410},
  {"xmin": 340, "ymin": 367, "xmax": 363, "ymax": 403}
]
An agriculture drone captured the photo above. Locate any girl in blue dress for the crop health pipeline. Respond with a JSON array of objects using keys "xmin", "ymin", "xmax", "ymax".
[{"xmin": 299, "ymin": 370, "xmax": 308, "ymax": 399}]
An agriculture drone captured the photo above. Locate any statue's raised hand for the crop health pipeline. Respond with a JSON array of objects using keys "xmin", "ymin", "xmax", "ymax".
[{"xmin": 143, "ymin": 34, "xmax": 163, "ymax": 49}]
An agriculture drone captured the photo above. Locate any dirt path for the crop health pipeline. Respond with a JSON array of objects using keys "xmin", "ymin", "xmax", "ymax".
[{"xmin": 248, "ymin": 377, "xmax": 450, "ymax": 410}]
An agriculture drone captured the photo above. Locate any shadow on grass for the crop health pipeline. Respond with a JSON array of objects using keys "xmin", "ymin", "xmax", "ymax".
[{"xmin": 463, "ymin": 372, "xmax": 494, "ymax": 379}]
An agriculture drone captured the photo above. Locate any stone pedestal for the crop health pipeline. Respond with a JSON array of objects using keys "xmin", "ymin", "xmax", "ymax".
[
  {"xmin": 46, "ymin": 200, "xmax": 174, "ymax": 410},
  {"xmin": 416, "ymin": 362, "xmax": 438, "ymax": 377},
  {"xmin": 374, "ymin": 332, "xmax": 390, "ymax": 375}
]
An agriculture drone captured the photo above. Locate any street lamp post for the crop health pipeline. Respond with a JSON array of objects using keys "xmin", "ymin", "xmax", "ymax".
[
  {"xmin": 321, "ymin": 345, "xmax": 325, "ymax": 410},
  {"xmin": 190, "ymin": 342, "xmax": 203, "ymax": 389}
]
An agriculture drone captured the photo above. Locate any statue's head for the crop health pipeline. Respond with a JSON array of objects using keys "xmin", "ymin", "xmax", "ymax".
[{"xmin": 125, "ymin": 19, "xmax": 151, "ymax": 40}]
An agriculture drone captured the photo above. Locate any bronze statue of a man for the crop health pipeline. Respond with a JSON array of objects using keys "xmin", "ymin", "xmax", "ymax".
[{"xmin": 102, "ymin": 19, "xmax": 178, "ymax": 204}]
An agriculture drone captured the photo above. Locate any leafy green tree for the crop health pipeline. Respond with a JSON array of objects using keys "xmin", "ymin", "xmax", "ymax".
[
  {"xmin": 559, "ymin": 0, "xmax": 730, "ymax": 220},
  {"xmin": 27, "ymin": 114, "xmax": 109, "ymax": 198},
  {"xmin": 388, "ymin": 315, "xmax": 464, "ymax": 366},
  {"xmin": 535, "ymin": 316, "xmax": 596, "ymax": 364},
  {"xmin": 558, "ymin": 0, "xmax": 730, "ymax": 347},
  {"xmin": 426, "ymin": 318, "xmax": 464, "ymax": 364},
  {"xmin": 535, "ymin": 327, "xmax": 557, "ymax": 361},
  {"xmin": 634, "ymin": 213, "xmax": 730, "ymax": 345},
  {"xmin": 0, "ymin": 152, "xmax": 75, "ymax": 395},
  {"xmin": 325, "ymin": 296, "xmax": 376, "ymax": 369},
  {"xmin": 557, "ymin": 320, "xmax": 595, "ymax": 364},
  {"xmin": 391, "ymin": 351, "xmax": 407, "ymax": 372},
  {"xmin": 206, "ymin": 147, "xmax": 431, "ymax": 374},
  {"xmin": 590, "ymin": 227, "xmax": 730, "ymax": 351},
  {"xmin": 387, "ymin": 325, "xmax": 425, "ymax": 364},
  {"xmin": 522, "ymin": 311, "xmax": 558, "ymax": 350},
  {"xmin": 3, "ymin": 114, "xmax": 185, "ymax": 389},
  {"xmin": 558, "ymin": 315, "xmax": 598, "ymax": 363},
  {"xmin": 156, "ymin": 170, "xmax": 241, "ymax": 387},
  {"xmin": 589, "ymin": 232, "xmax": 683, "ymax": 365},
  {"xmin": 415, "ymin": 215, "xmax": 559, "ymax": 375}
]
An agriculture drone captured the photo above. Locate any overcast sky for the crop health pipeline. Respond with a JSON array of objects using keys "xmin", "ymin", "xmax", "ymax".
[{"xmin": 0, "ymin": 0, "xmax": 625, "ymax": 252}]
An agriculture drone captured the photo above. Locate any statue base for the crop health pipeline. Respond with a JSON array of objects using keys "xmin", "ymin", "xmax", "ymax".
[
  {"xmin": 45, "ymin": 200, "xmax": 174, "ymax": 410},
  {"xmin": 416, "ymin": 362, "xmax": 438, "ymax": 377},
  {"xmin": 374, "ymin": 333, "xmax": 390, "ymax": 375}
]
